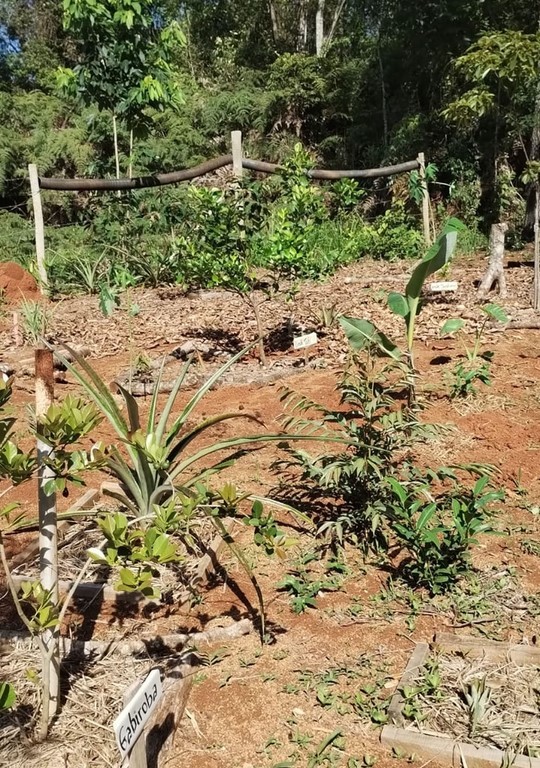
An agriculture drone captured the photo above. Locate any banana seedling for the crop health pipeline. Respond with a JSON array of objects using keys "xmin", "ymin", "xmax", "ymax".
[{"xmin": 339, "ymin": 218, "xmax": 465, "ymax": 405}]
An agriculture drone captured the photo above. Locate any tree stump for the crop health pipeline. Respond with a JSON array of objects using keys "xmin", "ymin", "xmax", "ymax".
[{"xmin": 477, "ymin": 222, "xmax": 508, "ymax": 298}]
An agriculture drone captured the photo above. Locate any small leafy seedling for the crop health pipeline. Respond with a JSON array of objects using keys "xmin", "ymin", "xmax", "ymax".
[
  {"xmin": 441, "ymin": 303, "xmax": 509, "ymax": 398},
  {"xmin": 463, "ymin": 677, "xmax": 492, "ymax": 736},
  {"xmin": 278, "ymin": 571, "xmax": 339, "ymax": 613}
]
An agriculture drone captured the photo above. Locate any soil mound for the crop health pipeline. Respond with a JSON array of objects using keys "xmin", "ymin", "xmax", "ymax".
[{"xmin": 0, "ymin": 262, "xmax": 39, "ymax": 303}]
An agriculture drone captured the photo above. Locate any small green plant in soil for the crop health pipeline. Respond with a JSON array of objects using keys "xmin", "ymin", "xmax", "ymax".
[
  {"xmin": 440, "ymin": 303, "xmax": 509, "ymax": 398},
  {"xmin": 340, "ymin": 218, "xmax": 464, "ymax": 405},
  {"xmin": 400, "ymin": 657, "xmax": 444, "ymax": 723},
  {"xmin": 278, "ymin": 569, "xmax": 340, "ymax": 613},
  {"xmin": 464, "ymin": 677, "xmax": 492, "ymax": 736},
  {"xmin": 55, "ymin": 344, "xmax": 269, "ymax": 519},
  {"xmin": 290, "ymin": 656, "xmax": 392, "ymax": 725},
  {"xmin": 388, "ymin": 473, "xmax": 503, "ymax": 595},
  {"xmin": 0, "ymin": 380, "xmax": 106, "ymax": 740},
  {"xmin": 18, "ymin": 298, "xmax": 53, "ymax": 345},
  {"xmin": 245, "ymin": 498, "xmax": 295, "ymax": 558},
  {"xmin": 54, "ymin": 342, "xmax": 305, "ymax": 633}
]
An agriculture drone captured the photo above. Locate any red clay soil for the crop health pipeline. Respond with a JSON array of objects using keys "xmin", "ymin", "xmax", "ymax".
[
  {"xmin": 0, "ymin": 262, "xmax": 39, "ymax": 303},
  {"xmin": 3, "ymin": 251, "xmax": 540, "ymax": 768}
]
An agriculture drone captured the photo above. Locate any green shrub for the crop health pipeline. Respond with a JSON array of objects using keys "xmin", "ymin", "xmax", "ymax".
[
  {"xmin": 368, "ymin": 203, "xmax": 424, "ymax": 261},
  {"xmin": 279, "ymin": 350, "xmax": 425, "ymax": 552},
  {"xmin": 388, "ymin": 475, "xmax": 502, "ymax": 594},
  {"xmin": 0, "ymin": 212, "xmax": 34, "ymax": 265}
]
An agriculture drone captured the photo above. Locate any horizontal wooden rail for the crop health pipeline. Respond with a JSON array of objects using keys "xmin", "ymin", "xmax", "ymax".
[
  {"xmin": 38, "ymin": 155, "xmax": 420, "ymax": 192},
  {"xmin": 242, "ymin": 157, "xmax": 420, "ymax": 179},
  {"xmin": 39, "ymin": 154, "xmax": 234, "ymax": 190}
]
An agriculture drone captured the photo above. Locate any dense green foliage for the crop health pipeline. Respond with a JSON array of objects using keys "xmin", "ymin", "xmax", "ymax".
[{"xmin": 0, "ymin": 0, "xmax": 537, "ymax": 290}]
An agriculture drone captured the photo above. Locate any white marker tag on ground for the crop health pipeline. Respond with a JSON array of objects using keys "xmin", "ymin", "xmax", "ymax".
[
  {"xmin": 293, "ymin": 332, "xmax": 318, "ymax": 350},
  {"xmin": 429, "ymin": 281, "xmax": 459, "ymax": 293}
]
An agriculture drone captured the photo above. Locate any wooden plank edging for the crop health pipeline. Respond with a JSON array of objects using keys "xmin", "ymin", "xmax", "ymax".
[{"xmin": 382, "ymin": 634, "xmax": 540, "ymax": 768}]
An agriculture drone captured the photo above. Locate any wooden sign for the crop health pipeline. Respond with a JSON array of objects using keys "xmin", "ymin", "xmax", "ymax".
[{"xmin": 114, "ymin": 669, "xmax": 162, "ymax": 761}]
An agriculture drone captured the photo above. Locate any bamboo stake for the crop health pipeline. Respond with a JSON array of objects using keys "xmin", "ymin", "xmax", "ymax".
[
  {"xmin": 28, "ymin": 164, "xmax": 48, "ymax": 294},
  {"xmin": 35, "ymin": 347, "xmax": 60, "ymax": 730},
  {"xmin": 417, "ymin": 152, "xmax": 432, "ymax": 246}
]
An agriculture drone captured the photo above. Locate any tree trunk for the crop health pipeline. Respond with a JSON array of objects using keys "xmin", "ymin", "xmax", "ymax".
[
  {"xmin": 128, "ymin": 128, "xmax": 134, "ymax": 179},
  {"xmin": 377, "ymin": 43, "xmax": 388, "ymax": 149},
  {"xmin": 325, "ymin": 0, "xmax": 346, "ymax": 50},
  {"xmin": 525, "ymin": 14, "xmax": 540, "ymax": 233},
  {"xmin": 298, "ymin": 0, "xmax": 308, "ymax": 50},
  {"xmin": 268, "ymin": 0, "xmax": 280, "ymax": 46},
  {"xmin": 315, "ymin": 0, "xmax": 325, "ymax": 56},
  {"xmin": 478, "ymin": 223, "xmax": 508, "ymax": 298},
  {"xmin": 248, "ymin": 292, "xmax": 267, "ymax": 367}
]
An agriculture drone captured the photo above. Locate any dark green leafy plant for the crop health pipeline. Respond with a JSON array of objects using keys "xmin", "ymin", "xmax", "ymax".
[
  {"xmin": 367, "ymin": 203, "xmax": 424, "ymax": 261},
  {"xmin": 88, "ymin": 510, "xmax": 181, "ymax": 597},
  {"xmin": 245, "ymin": 499, "xmax": 294, "ymax": 558},
  {"xmin": 329, "ymin": 178, "xmax": 365, "ymax": 215},
  {"xmin": 277, "ymin": 570, "xmax": 339, "ymax": 614},
  {"xmin": 409, "ymin": 164, "xmax": 438, "ymax": 206},
  {"xmin": 279, "ymin": 350, "xmax": 429, "ymax": 552},
  {"xmin": 387, "ymin": 474, "xmax": 503, "ymax": 594}
]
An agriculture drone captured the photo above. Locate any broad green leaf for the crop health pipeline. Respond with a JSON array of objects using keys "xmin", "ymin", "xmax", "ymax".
[
  {"xmin": 417, "ymin": 503, "xmax": 437, "ymax": 531},
  {"xmin": 0, "ymin": 682, "xmax": 15, "ymax": 709},
  {"xmin": 387, "ymin": 292, "xmax": 409, "ymax": 318},
  {"xmin": 99, "ymin": 285, "xmax": 119, "ymax": 317},
  {"xmin": 116, "ymin": 568, "xmax": 139, "ymax": 590},
  {"xmin": 473, "ymin": 475, "xmax": 491, "ymax": 495},
  {"xmin": 481, "ymin": 303, "xmax": 509, "ymax": 324},
  {"xmin": 406, "ymin": 219, "xmax": 464, "ymax": 299},
  {"xmin": 339, "ymin": 316, "xmax": 401, "ymax": 360},
  {"xmin": 440, "ymin": 318, "xmax": 465, "ymax": 336}
]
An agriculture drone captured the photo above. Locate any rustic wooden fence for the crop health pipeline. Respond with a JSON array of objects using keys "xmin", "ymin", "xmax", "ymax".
[{"xmin": 28, "ymin": 130, "xmax": 432, "ymax": 292}]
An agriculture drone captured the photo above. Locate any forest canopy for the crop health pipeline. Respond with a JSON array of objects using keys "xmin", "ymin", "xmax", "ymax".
[{"xmin": 0, "ymin": 0, "xmax": 538, "ymax": 293}]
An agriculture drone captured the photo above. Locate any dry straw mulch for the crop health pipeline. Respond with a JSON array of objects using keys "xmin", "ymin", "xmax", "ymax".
[{"xmin": 411, "ymin": 651, "xmax": 540, "ymax": 756}]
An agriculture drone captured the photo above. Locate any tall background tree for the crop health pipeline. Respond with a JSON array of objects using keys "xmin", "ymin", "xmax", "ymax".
[{"xmin": 0, "ymin": 0, "xmax": 537, "ymax": 244}]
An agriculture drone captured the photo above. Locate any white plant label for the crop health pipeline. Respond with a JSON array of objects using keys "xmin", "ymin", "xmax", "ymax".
[
  {"xmin": 114, "ymin": 668, "xmax": 162, "ymax": 758},
  {"xmin": 293, "ymin": 332, "xmax": 318, "ymax": 350},
  {"xmin": 429, "ymin": 281, "xmax": 458, "ymax": 293}
]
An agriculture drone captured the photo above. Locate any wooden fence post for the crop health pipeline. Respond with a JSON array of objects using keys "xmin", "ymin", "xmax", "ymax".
[
  {"xmin": 231, "ymin": 131, "xmax": 243, "ymax": 179},
  {"xmin": 28, "ymin": 164, "xmax": 48, "ymax": 294},
  {"xmin": 35, "ymin": 347, "xmax": 60, "ymax": 726},
  {"xmin": 417, "ymin": 153, "xmax": 432, "ymax": 246}
]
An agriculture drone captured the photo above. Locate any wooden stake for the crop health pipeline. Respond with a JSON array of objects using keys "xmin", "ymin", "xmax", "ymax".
[
  {"xmin": 35, "ymin": 347, "xmax": 60, "ymax": 724},
  {"xmin": 417, "ymin": 152, "xmax": 432, "ymax": 245},
  {"xmin": 534, "ymin": 185, "xmax": 540, "ymax": 310},
  {"xmin": 231, "ymin": 131, "xmax": 243, "ymax": 179},
  {"xmin": 28, "ymin": 164, "xmax": 48, "ymax": 293},
  {"xmin": 12, "ymin": 311, "xmax": 22, "ymax": 346}
]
